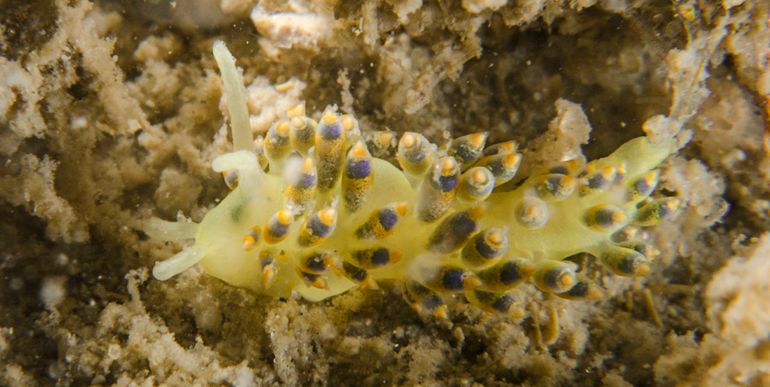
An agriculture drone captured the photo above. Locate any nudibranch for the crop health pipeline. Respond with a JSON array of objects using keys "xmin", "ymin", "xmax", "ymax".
[{"xmin": 146, "ymin": 42, "xmax": 680, "ymax": 318}]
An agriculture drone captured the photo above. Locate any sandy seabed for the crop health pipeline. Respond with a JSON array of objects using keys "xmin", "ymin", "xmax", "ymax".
[{"xmin": 1, "ymin": 0, "xmax": 769, "ymax": 385}]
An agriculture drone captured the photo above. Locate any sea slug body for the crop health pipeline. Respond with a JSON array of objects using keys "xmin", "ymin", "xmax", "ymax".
[{"xmin": 146, "ymin": 42, "xmax": 681, "ymax": 318}]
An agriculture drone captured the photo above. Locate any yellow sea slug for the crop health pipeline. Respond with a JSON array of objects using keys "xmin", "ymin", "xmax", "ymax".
[{"xmin": 146, "ymin": 42, "xmax": 680, "ymax": 317}]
